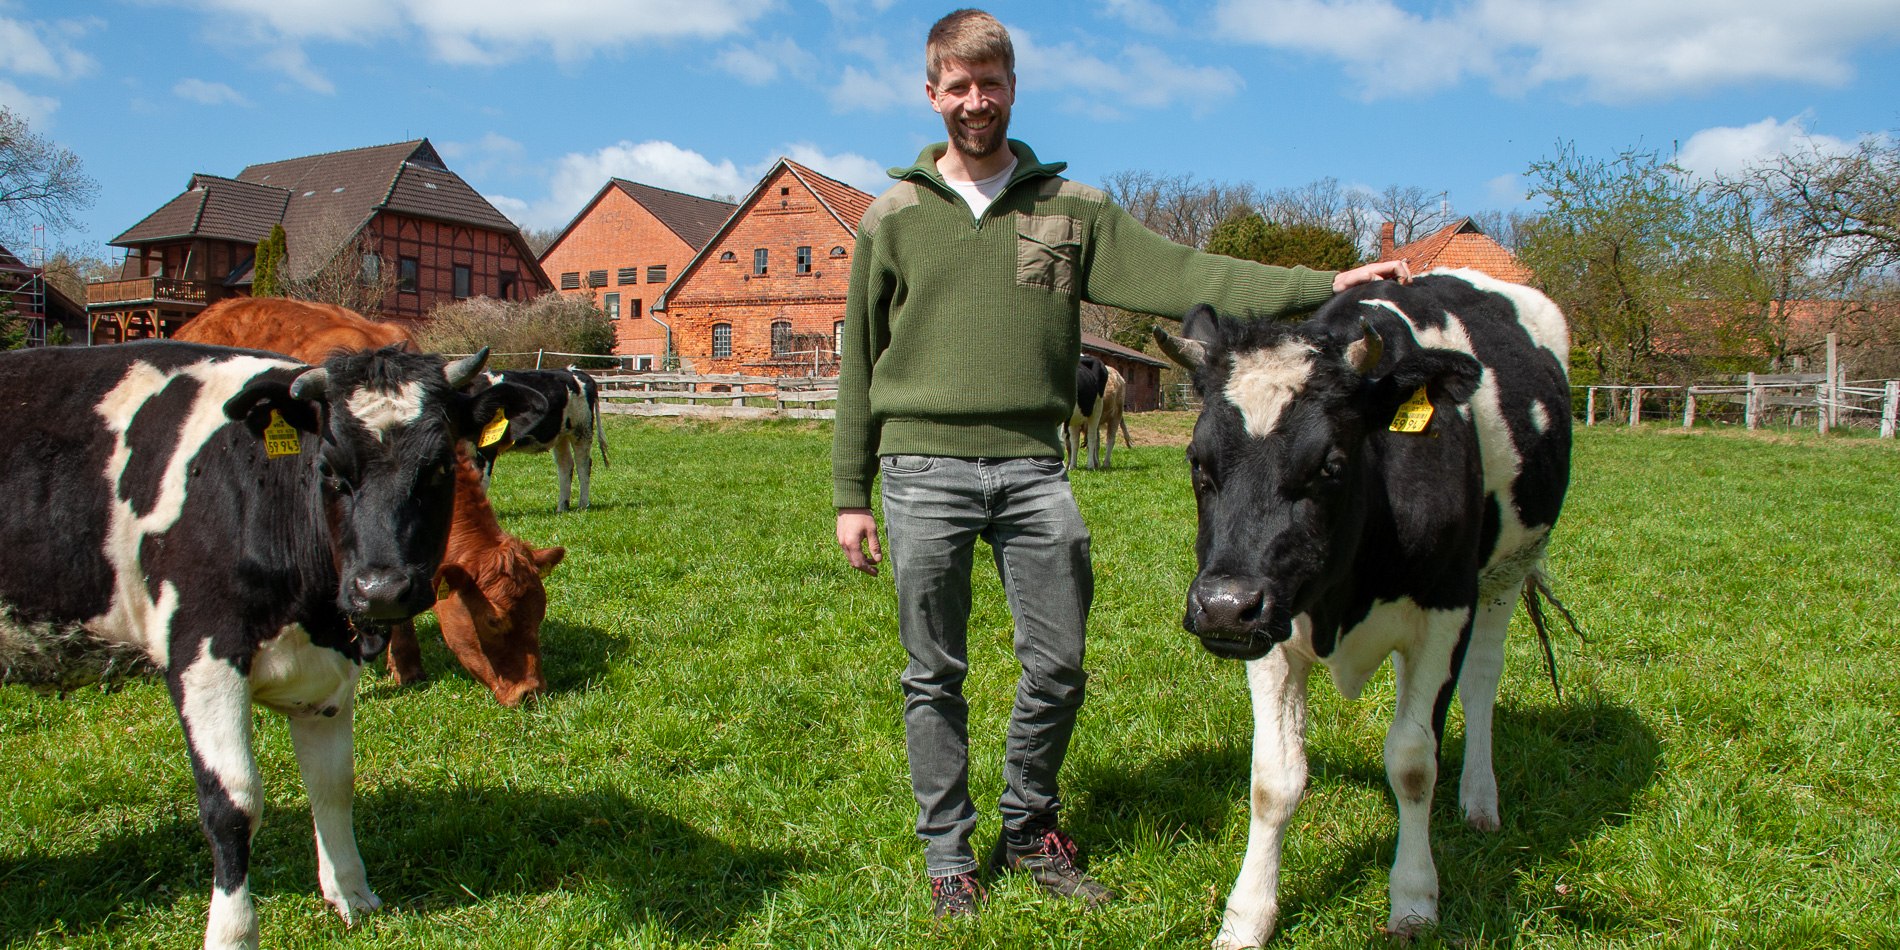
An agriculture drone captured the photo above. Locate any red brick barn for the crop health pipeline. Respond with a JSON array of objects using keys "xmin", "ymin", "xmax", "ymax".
[
  {"xmin": 1082, "ymin": 333, "xmax": 1168, "ymax": 412},
  {"xmin": 539, "ymin": 180, "xmax": 735, "ymax": 366},
  {"xmin": 655, "ymin": 160, "xmax": 872, "ymax": 377},
  {"xmin": 92, "ymin": 140, "xmax": 548, "ymax": 342}
]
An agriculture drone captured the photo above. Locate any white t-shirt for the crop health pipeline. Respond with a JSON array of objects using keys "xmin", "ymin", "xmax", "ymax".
[{"xmin": 942, "ymin": 157, "xmax": 1018, "ymax": 222}]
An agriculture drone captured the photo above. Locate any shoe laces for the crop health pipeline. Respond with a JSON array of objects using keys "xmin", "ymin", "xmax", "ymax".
[
  {"xmin": 932, "ymin": 872, "xmax": 982, "ymax": 903},
  {"xmin": 1033, "ymin": 830, "xmax": 1082, "ymax": 871}
]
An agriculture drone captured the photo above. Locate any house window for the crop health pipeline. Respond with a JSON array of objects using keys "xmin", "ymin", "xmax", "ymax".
[
  {"xmin": 712, "ymin": 323, "xmax": 732, "ymax": 358},
  {"xmin": 629, "ymin": 298, "xmax": 642, "ymax": 319},
  {"xmin": 646, "ymin": 264, "xmax": 666, "ymax": 284},
  {"xmin": 361, "ymin": 254, "xmax": 381, "ymax": 284},
  {"xmin": 587, "ymin": 270, "xmax": 608, "ymax": 288},
  {"xmin": 796, "ymin": 246, "xmax": 812, "ymax": 274},
  {"xmin": 604, "ymin": 292, "xmax": 620, "ymax": 321},
  {"xmin": 781, "ymin": 187, "xmax": 790, "ymax": 195},
  {"xmin": 753, "ymin": 248, "xmax": 767, "ymax": 276},
  {"xmin": 618, "ymin": 267, "xmax": 638, "ymax": 285},
  {"xmin": 635, "ymin": 355, "xmax": 653, "ymax": 370},
  {"xmin": 720, "ymin": 251, "xmax": 736, "ymax": 262},
  {"xmin": 561, "ymin": 271, "xmax": 580, "ymax": 290},
  {"xmin": 499, "ymin": 271, "xmax": 517, "ymax": 300},
  {"xmin": 834, "ymin": 320, "xmax": 844, "ymax": 355},
  {"xmin": 771, "ymin": 320, "xmax": 793, "ymax": 356},
  {"xmin": 399, "ymin": 257, "xmax": 419, "ymax": 293},
  {"xmin": 830, "ymin": 245, "xmax": 847, "ymax": 258},
  {"xmin": 453, "ymin": 265, "xmax": 471, "ymax": 299}
]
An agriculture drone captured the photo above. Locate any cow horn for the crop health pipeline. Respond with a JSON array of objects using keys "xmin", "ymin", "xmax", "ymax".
[
  {"xmin": 1153, "ymin": 327, "xmax": 1207, "ymax": 372},
  {"xmin": 1346, "ymin": 318, "xmax": 1383, "ymax": 375},
  {"xmin": 443, "ymin": 347, "xmax": 490, "ymax": 389},
  {"xmin": 288, "ymin": 367, "xmax": 329, "ymax": 400}
]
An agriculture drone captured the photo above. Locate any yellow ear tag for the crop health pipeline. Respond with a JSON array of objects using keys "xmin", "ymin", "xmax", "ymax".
[
  {"xmin": 434, "ymin": 577, "xmax": 451, "ymax": 602},
  {"xmin": 478, "ymin": 412, "xmax": 508, "ymax": 448},
  {"xmin": 1389, "ymin": 388, "xmax": 1435, "ymax": 433},
  {"xmin": 263, "ymin": 410, "xmax": 301, "ymax": 457}
]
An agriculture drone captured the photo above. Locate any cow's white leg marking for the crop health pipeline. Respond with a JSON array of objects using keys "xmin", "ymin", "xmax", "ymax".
[
  {"xmin": 1224, "ymin": 342, "xmax": 1316, "ymax": 438},
  {"xmin": 179, "ymin": 639, "xmax": 262, "ymax": 950},
  {"xmin": 344, "ymin": 381, "xmax": 426, "ymax": 439},
  {"xmin": 1215, "ymin": 622, "xmax": 1315, "ymax": 950},
  {"xmin": 1458, "ymin": 578, "xmax": 1520, "ymax": 832},
  {"xmin": 288, "ymin": 696, "xmax": 382, "ymax": 924},
  {"xmin": 1087, "ymin": 413, "xmax": 1102, "ymax": 470},
  {"xmin": 1383, "ymin": 606, "xmax": 1468, "ymax": 936},
  {"xmin": 574, "ymin": 426, "xmax": 594, "ymax": 509},
  {"xmin": 553, "ymin": 437, "xmax": 574, "ymax": 513}
]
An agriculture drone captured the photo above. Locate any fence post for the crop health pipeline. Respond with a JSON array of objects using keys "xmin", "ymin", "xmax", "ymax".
[
  {"xmin": 536, "ymin": 349, "xmax": 545, "ymax": 370},
  {"xmin": 1585, "ymin": 387, "xmax": 1596, "ymax": 426},
  {"xmin": 1628, "ymin": 388, "xmax": 1642, "ymax": 427},
  {"xmin": 1818, "ymin": 383, "xmax": 1828, "ymax": 435},
  {"xmin": 1745, "ymin": 372, "xmax": 1758, "ymax": 429},
  {"xmin": 1883, "ymin": 381, "xmax": 1897, "ymax": 438},
  {"xmin": 1683, "ymin": 389, "xmax": 1696, "ymax": 428},
  {"xmin": 1825, "ymin": 333, "xmax": 1839, "ymax": 430}
]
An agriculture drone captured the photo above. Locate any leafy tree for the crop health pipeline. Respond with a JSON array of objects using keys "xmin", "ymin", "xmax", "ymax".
[
  {"xmin": 0, "ymin": 108, "xmax": 97, "ymax": 247},
  {"xmin": 252, "ymin": 224, "xmax": 287, "ymax": 297},
  {"xmin": 1207, "ymin": 211, "xmax": 1361, "ymax": 271}
]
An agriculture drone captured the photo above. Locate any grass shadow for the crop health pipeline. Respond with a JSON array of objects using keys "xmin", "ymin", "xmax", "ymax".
[{"xmin": 0, "ymin": 784, "xmax": 798, "ymax": 943}]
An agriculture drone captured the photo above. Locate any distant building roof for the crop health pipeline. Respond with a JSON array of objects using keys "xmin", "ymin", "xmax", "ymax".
[
  {"xmin": 1082, "ymin": 332, "xmax": 1168, "ymax": 368},
  {"xmin": 611, "ymin": 180, "xmax": 737, "ymax": 252},
  {"xmin": 1376, "ymin": 218, "xmax": 1532, "ymax": 284}
]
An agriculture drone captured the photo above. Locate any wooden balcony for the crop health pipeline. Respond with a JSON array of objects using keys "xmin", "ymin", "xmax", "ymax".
[{"xmin": 86, "ymin": 277, "xmax": 211, "ymax": 309}]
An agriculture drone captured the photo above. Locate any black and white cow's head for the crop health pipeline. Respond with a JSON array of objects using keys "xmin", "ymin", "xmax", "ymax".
[
  {"xmin": 222, "ymin": 347, "xmax": 546, "ymax": 623},
  {"xmin": 1155, "ymin": 305, "xmax": 1482, "ymax": 661}
]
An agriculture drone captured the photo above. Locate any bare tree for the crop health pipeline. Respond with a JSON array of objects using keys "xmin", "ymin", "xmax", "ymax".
[
  {"xmin": 1261, "ymin": 177, "xmax": 1377, "ymax": 254},
  {"xmin": 1373, "ymin": 185, "xmax": 1457, "ymax": 247},
  {"xmin": 522, "ymin": 227, "xmax": 561, "ymax": 258},
  {"xmin": 1468, "ymin": 209, "xmax": 1539, "ymax": 255},
  {"xmin": 1765, "ymin": 135, "xmax": 1900, "ymax": 282},
  {"xmin": 39, "ymin": 247, "xmax": 115, "ymax": 301},
  {"xmin": 278, "ymin": 210, "xmax": 402, "ymax": 314},
  {"xmin": 1098, "ymin": 170, "xmax": 1258, "ymax": 249},
  {"xmin": 0, "ymin": 108, "xmax": 98, "ymax": 248}
]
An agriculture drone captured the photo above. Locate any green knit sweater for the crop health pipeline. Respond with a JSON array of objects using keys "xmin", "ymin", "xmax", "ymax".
[{"xmin": 830, "ymin": 141, "xmax": 1340, "ymax": 509}]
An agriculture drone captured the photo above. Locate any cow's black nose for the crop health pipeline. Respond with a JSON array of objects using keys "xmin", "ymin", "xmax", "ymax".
[
  {"xmin": 1187, "ymin": 576, "xmax": 1268, "ymax": 641},
  {"xmin": 352, "ymin": 571, "xmax": 413, "ymax": 619}
]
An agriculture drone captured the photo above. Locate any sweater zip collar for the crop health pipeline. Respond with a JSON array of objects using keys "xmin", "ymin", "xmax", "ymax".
[{"xmin": 888, "ymin": 140, "xmax": 1067, "ymax": 228}]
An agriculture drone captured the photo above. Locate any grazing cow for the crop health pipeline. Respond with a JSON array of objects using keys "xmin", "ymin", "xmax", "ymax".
[
  {"xmin": 1153, "ymin": 269, "xmax": 1571, "ymax": 947},
  {"xmin": 0, "ymin": 342, "xmax": 541, "ymax": 949},
  {"xmin": 1064, "ymin": 355, "xmax": 1131, "ymax": 470},
  {"xmin": 177, "ymin": 298, "xmax": 563, "ymax": 707},
  {"xmin": 471, "ymin": 368, "xmax": 610, "ymax": 512}
]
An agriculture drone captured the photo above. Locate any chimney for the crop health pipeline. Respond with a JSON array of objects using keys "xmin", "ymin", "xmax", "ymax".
[{"xmin": 1378, "ymin": 222, "xmax": 1396, "ymax": 259}]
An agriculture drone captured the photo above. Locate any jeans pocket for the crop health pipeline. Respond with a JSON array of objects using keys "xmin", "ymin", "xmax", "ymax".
[
  {"xmin": 1025, "ymin": 456, "xmax": 1068, "ymax": 475},
  {"xmin": 1016, "ymin": 214, "xmax": 1081, "ymax": 294},
  {"xmin": 881, "ymin": 454, "xmax": 934, "ymax": 474}
]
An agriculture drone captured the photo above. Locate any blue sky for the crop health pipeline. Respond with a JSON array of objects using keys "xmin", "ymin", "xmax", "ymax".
[{"xmin": 6, "ymin": 0, "xmax": 1899, "ymax": 260}]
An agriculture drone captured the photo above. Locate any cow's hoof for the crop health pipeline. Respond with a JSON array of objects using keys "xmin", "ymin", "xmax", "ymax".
[
  {"xmin": 1212, "ymin": 931, "xmax": 1264, "ymax": 950},
  {"xmin": 1465, "ymin": 810, "xmax": 1501, "ymax": 832},
  {"xmin": 1383, "ymin": 911, "xmax": 1435, "ymax": 940},
  {"xmin": 327, "ymin": 888, "xmax": 383, "ymax": 926}
]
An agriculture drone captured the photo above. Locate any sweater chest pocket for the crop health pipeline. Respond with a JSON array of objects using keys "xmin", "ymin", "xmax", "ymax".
[{"xmin": 1016, "ymin": 214, "xmax": 1082, "ymax": 294}]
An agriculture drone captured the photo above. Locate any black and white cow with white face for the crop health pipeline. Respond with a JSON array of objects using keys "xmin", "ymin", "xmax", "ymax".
[
  {"xmin": 471, "ymin": 367, "xmax": 609, "ymax": 512},
  {"xmin": 1154, "ymin": 269, "xmax": 1571, "ymax": 947},
  {"xmin": 0, "ymin": 341, "xmax": 542, "ymax": 950}
]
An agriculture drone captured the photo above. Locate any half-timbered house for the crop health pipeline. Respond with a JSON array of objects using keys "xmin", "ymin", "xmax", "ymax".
[
  {"xmin": 90, "ymin": 140, "xmax": 548, "ymax": 342},
  {"xmin": 539, "ymin": 180, "xmax": 735, "ymax": 365}
]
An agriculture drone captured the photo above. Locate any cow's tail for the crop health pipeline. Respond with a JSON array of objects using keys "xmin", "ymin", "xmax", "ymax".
[
  {"xmin": 1519, "ymin": 567, "xmax": 1587, "ymax": 702},
  {"xmin": 1119, "ymin": 412, "xmax": 1133, "ymax": 447},
  {"xmin": 585, "ymin": 372, "xmax": 610, "ymax": 468}
]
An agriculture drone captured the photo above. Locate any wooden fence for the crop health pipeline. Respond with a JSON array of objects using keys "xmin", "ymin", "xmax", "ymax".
[{"xmin": 1579, "ymin": 374, "xmax": 1899, "ymax": 437}]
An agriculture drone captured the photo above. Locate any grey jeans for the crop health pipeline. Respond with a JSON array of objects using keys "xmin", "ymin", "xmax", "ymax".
[{"xmin": 879, "ymin": 454, "xmax": 1093, "ymax": 877}]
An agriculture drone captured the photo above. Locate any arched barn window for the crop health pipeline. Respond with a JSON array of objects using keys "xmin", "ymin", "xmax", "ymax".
[
  {"xmin": 771, "ymin": 320, "xmax": 794, "ymax": 357},
  {"xmin": 720, "ymin": 250, "xmax": 736, "ymax": 262},
  {"xmin": 830, "ymin": 246, "xmax": 847, "ymax": 258},
  {"xmin": 712, "ymin": 323, "xmax": 732, "ymax": 358}
]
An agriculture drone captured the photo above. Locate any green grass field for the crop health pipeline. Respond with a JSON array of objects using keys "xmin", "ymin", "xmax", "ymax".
[{"xmin": 3, "ymin": 418, "xmax": 1897, "ymax": 949}]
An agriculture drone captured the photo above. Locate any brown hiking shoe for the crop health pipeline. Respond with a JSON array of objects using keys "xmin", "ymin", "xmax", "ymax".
[
  {"xmin": 988, "ymin": 828, "xmax": 1115, "ymax": 908},
  {"xmin": 929, "ymin": 871, "xmax": 986, "ymax": 920}
]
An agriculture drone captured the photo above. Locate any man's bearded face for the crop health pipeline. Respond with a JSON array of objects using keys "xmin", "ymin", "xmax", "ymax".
[{"xmin": 929, "ymin": 57, "xmax": 1014, "ymax": 162}]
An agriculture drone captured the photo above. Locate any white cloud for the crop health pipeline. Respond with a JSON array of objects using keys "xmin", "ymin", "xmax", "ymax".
[
  {"xmin": 0, "ymin": 79, "xmax": 58, "ymax": 123},
  {"xmin": 259, "ymin": 44, "xmax": 334, "ymax": 94},
  {"xmin": 830, "ymin": 62, "xmax": 918, "ymax": 113},
  {"xmin": 0, "ymin": 15, "xmax": 98, "ymax": 80},
  {"xmin": 173, "ymin": 78, "xmax": 252, "ymax": 106},
  {"xmin": 1677, "ymin": 116, "xmax": 1859, "ymax": 180},
  {"xmin": 493, "ymin": 139, "xmax": 889, "ymax": 230},
  {"xmin": 1214, "ymin": 0, "xmax": 1900, "ymax": 101},
  {"xmin": 165, "ymin": 0, "xmax": 775, "ymax": 68},
  {"xmin": 1099, "ymin": 0, "xmax": 1179, "ymax": 34},
  {"xmin": 439, "ymin": 132, "xmax": 529, "ymax": 180},
  {"xmin": 715, "ymin": 35, "xmax": 818, "ymax": 85},
  {"xmin": 1013, "ymin": 29, "xmax": 1243, "ymax": 118},
  {"xmin": 1485, "ymin": 172, "xmax": 1525, "ymax": 205}
]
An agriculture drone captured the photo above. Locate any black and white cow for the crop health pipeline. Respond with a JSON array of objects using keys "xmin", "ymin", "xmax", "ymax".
[
  {"xmin": 0, "ymin": 342, "xmax": 542, "ymax": 950},
  {"xmin": 472, "ymin": 367, "xmax": 610, "ymax": 512},
  {"xmin": 1064, "ymin": 354, "xmax": 1130, "ymax": 471},
  {"xmin": 1153, "ymin": 269, "xmax": 1571, "ymax": 947}
]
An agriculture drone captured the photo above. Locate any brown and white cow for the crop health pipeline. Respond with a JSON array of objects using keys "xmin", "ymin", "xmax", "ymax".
[
  {"xmin": 1064, "ymin": 354, "xmax": 1131, "ymax": 470},
  {"xmin": 177, "ymin": 298, "xmax": 561, "ymax": 706}
]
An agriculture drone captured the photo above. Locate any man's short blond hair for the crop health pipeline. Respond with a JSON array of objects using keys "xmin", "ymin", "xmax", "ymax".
[{"xmin": 926, "ymin": 9, "xmax": 1014, "ymax": 85}]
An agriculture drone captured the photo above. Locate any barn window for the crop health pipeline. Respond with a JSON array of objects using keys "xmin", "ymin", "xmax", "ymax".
[
  {"xmin": 635, "ymin": 355, "xmax": 653, "ymax": 370},
  {"xmin": 561, "ymin": 271, "xmax": 580, "ymax": 290},
  {"xmin": 399, "ymin": 257, "xmax": 418, "ymax": 292},
  {"xmin": 618, "ymin": 267, "xmax": 638, "ymax": 285},
  {"xmin": 781, "ymin": 187, "xmax": 790, "ymax": 195},
  {"xmin": 604, "ymin": 292, "xmax": 620, "ymax": 321},
  {"xmin": 753, "ymin": 248, "xmax": 767, "ymax": 276},
  {"xmin": 453, "ymin": 265, "xmax": 471, "ymax": 299},
  {"xmin": 646, "ymin": 264, "xmax": 666, "ymax": 284},
  {"xmin": 771, "ymin": 320, "xmax": 793, "ymax": 356},
  {"xmin": 712, "ymin": 323, "xmax": 732, "ymax": 358},
  {"xmin": 361, "ymin": 254, "xmax": 381, "ymax": 284},
  {"xmin": 796, "ymin": 246, "xmax": 811, "ymax": 274},
  {"xmin": 833, "ymin": 320, "xmax": 844, "ymax": 355},
  {"xmin": 629, "ymin": 298, "xmax": 642, "ymax": 319},
  {"xmin": 720, "ymin": 251, "xmax": 736, "ymax": 262},
  {"xmin": 587, "ymin": 270, "xmax": 608, "ymax": 288},
  {"xmin": 830, "ymin": 245, "xmax": 846, "ymax": 258}
]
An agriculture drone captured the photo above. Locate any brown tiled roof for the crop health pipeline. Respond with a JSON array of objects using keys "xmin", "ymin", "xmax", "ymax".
[
  {"xmin": 784, "ymin": 160, "xmax": 874, "ymax": 238},
  {"xmin": 0, "ymin": 243, "xmax": 29, "ymax": 273},
  {"xmin": 1082, "ymin": 332, "xmax": 1168, "ymax": 368},
  {"xmin": 614, "ymin": 180, "xmax": 737, "ymax": 251},
  {"xmin": 112, "ymin": 187, "xmax": 209, "ymax": 245},
  {"xmin": 1377, "ymin": 218, "xmax": 1533, "ymax": 284}
]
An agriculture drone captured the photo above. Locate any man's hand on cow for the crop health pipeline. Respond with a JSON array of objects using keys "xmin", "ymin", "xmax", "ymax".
[
  {"xmin": 1333, "ymin": 260, "xmax": 1412, "ymax": 292},
  {"xmin": 837, "ymin": 508, "xmax": 882, "ymax": 576}
]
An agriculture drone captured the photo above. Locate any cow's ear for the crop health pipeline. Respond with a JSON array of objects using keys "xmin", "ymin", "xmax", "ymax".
[
  {"xmin": 455, "ymin": 381, "xmax": 549, "ymax": 445},
  {"xmin": 1365, "ymin": 348, "xmax": 1484, "ymax": 424},
  {"xmin": 531, "ymin": 546, "xmax": 566, "ymax": 580},
  {"xmin": 225, "ymin": 380, "xmax": 323, "ymax": 434}
]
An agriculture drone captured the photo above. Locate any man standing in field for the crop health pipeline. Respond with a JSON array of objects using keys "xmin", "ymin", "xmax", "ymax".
[{"xmin": 832, "ymin": 8, "xmax": 1408, "ymax": 920}]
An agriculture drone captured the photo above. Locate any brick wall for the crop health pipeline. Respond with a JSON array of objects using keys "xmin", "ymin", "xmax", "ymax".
[
  {"xmin": 369, "ymin": 212, "xmax": 547, "ymax": 321},
  {"xmin": 667, "ymin": 166, "xmax": 856, "ymax": 377},
  {"xmin": 541, "ymin": 187, "xmax": 697, "ymax": 360}
]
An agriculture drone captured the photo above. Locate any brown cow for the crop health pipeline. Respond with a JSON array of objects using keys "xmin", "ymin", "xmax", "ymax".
[{"xmin": 176, "ymin": 297, "xmax": 561, "ymax": 706}]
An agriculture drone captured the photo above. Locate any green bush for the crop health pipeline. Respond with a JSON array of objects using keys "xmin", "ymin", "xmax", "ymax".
[
  {"xmin": 1208, "ymin": 211, "xmax": 1362, "ymax": 271},
  {"xmin": 419, "ymin": 292, "xmax": 617, "ymax": 369},
  {"xmin": 252, "ymin": 224, "xmax": 287, "ymax": 298}
]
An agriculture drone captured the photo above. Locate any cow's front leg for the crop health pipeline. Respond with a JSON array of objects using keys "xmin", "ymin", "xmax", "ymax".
[
  {"xmin": 172, "ymin": 643, "xmax": 263, "ymax": 950},
  {"xmin": 1383, "ymin": 608, "xmax": 1470, "ymax": 937},
  {"xmin": 553, "ymin": 439, "xmax": 575, "ymax": 513},
  {"xmin": 288, "ymin": 696, "xmax": 382, "ymax": 924},
  {"xmin": 1216, "ymin": 635, "xmax": 1314, "ymax": 949},
  {"xmin": 385, "ymin": 620, "xmax": 426, "ymax": 685},
  {"xmin": 1458, "ymin": 580, "xmax": 1521, "ymax": 831}
]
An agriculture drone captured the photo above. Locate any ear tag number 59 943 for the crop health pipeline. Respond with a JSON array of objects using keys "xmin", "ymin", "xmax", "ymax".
[
  {"xmin": 264, "ymin": 410, "xmax": 300, "ymax": 457},
  {"xmin": 479, "ymin": 412, "xmax": 509, "ymax": 448},
  {"xmin": 1389, "ymin": 388, "xmax": 1435, "ymax": 434}
]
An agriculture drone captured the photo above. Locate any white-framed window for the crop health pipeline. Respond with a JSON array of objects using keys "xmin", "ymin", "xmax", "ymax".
[
  {"xmin": 604, "ymin": 292, "xmax": 620, "ymax": 320},
  {"xmin": 771, "ymin": 320, "xmax": 793, "ymax": 357},
  {"xmin": 753, "ymin": 248, "xmax": 767, "ymax": 276},
  {"xmin": 712, "ymin": 323, "xmax": 732, "ymax": 358},
  {"xmin": 833, "ymin": 320, "xmax": 844, "ymax": 356},
  {"xmin": 635, "ymin": 355, "xmax": 653, "ymax": 370}
]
